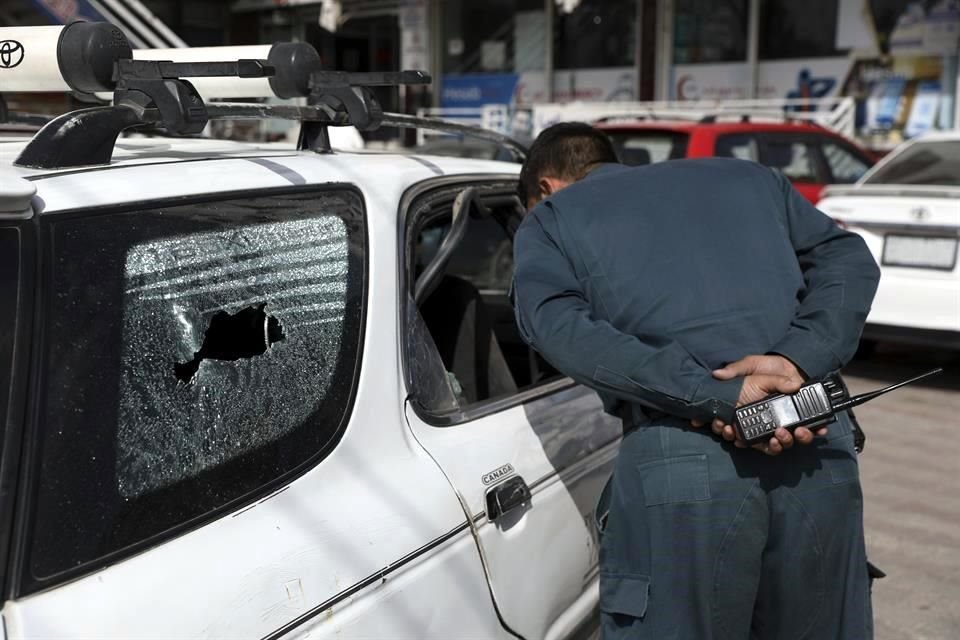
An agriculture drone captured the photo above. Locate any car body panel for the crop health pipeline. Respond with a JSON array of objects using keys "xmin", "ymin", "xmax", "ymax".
[
  {"xmin": 405, "ymin": 385, "xmax": 620, "ymax": 640},
  {"xmin": 818, "ymin": 191, "xmax": 960, "ymax": 336},
  {"xmin": 817, "ymin": 135, "xmax": 960, "ymax": 344},
  {"xmin": 595, "ymin": 120, "xmax": 876, "ymax": 204}
]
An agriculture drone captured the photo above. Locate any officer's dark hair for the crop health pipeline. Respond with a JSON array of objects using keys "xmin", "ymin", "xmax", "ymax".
[{"xmin": 518, "ymin": 122, "xmax": 618, "ymax": 205}]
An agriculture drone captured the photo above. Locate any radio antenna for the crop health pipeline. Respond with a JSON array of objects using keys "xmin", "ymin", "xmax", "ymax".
[{"xmin": 833, "ymin": 368, "xmax": 943, "ymax": 412}]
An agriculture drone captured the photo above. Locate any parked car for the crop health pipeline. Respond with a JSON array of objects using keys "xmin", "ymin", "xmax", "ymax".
[
  {"xmin": 0, "ymin": 30, "xmax": 618, "ymax": 640},
  {"xmin": 593, "ymin": 116, "xmax": 878, "ymax": 203},
  {"xmin": 816, "ymin": 132, "xmax": 960, "ymax": 349},
  {"xmin": 414, "ymin": 136, "xmax": 519, "ymax": 162}
]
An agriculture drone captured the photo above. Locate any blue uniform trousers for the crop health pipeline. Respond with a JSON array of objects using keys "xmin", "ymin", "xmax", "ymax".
[{"xmin": 599, "ymin": 414, "xmax": 872, "ymax": 640}]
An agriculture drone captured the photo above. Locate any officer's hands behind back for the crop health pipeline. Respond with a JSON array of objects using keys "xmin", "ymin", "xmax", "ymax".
[{"xmin": 691, "ymin": 354, "xmax": 828, "ymax": 456}]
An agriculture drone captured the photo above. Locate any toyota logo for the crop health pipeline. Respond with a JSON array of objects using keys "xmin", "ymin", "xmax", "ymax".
[
  {"xmin": 0, "ymin": 40, "xmax": 24, "ymax": 69},
  {"xmin": 911, "ymin": 207, "xmax": 930, "ymax": 221}
]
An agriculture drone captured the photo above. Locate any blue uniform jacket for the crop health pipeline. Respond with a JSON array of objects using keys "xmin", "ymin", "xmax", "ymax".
[{"xmin": 512, "ymin": 159, "xmax": 881, "ymax": 424}]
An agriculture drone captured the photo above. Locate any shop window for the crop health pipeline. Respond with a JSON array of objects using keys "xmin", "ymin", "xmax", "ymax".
[
  {"xmin": 442, "ymin": 0, "xmax": 545, "ymax": 74},
  {"xmin": 759, "ymin": 0, "xmax": 846, "ymax": 60},
  {"xmin": 553, "ymin": 0, "xmax": 637, "ymax": 70},
  {"xmin": 673, "ymin": 0, "xmax": 748, "ymax": 64}
]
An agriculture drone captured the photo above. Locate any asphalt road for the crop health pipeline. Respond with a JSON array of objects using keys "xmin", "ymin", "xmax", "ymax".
[{"xmin": 842, "ymin": 343, "xmax": 960, "ymax": 640}]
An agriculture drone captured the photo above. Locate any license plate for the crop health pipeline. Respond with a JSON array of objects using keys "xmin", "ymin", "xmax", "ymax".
[{"xmin": 882, "ymin": 234, "xmax": 958, "ymax": 270}]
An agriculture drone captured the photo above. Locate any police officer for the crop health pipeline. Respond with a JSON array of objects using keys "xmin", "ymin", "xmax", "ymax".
[{"xmin": 511, "ymin": 123, "xmax": 880, "ymax": 639}]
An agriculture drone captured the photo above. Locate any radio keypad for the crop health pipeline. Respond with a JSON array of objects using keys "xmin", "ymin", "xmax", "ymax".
[{"xmin": 736, "ymin": 402, "xmax": 776, "ymax": 441}]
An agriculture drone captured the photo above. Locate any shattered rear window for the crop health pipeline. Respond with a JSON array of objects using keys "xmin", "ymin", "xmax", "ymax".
[{"xmin": 26, "ymin": 188, "xmax": 365, "ymax": 587}]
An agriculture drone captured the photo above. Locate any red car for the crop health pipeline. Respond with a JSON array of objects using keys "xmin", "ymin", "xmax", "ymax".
[{"xmin": 593, "ymin": 117, "xmax": 878, "ymax": 204}]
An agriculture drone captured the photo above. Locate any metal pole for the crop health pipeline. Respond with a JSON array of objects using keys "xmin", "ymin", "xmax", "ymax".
[
  {"xmin": 545, "ymin": 0, "xmax": 554, "ymax": 103},
  {"xmin": 430, "ymin": 0, "xmax": 442, "ymax": 108},
  {"xmin": 635, "ymin": 0, "xmax": 642, "ymax": 100},
  {"xmin": 950, "ymin": 53, "xmax": 960, "ymax": 130},
  {"xmin": 747, "ymin": 0, "xmax": 760, "ymax": 98},
  {"xmin": 655, "ymin": 0, "xmax": 674, "ymax": 100}
]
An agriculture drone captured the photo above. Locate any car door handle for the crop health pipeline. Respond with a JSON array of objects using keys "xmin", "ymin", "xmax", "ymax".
[{"xmin": 485, "ymin": 475, "xmax": 531, "ymax": 521}]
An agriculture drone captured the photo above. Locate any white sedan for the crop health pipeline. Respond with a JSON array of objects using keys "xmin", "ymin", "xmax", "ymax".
[{"xmin": 817, "ymin": 132, "xmax": 960, "ymax": 348}]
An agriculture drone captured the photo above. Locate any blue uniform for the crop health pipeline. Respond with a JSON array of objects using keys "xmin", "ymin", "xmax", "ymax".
[{"xmin": 512, "ymin": 159, "xmax": 881, "ymax": 639}]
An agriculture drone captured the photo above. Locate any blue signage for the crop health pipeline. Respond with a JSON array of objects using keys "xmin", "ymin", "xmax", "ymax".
[{"xmin": 440, "ymin": 73, "xmax": 519, "ymax": 109}]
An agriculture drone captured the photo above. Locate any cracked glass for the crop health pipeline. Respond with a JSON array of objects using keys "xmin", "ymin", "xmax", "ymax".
[{"xmin": 26, "ymin": 189, "xmax": 365, "ymax": 588}]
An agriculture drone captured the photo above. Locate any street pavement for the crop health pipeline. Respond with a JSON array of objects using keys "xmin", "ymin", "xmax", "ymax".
[{"xmin": 843, "ymin": 344, "xmax": 960, "ymax": 640}]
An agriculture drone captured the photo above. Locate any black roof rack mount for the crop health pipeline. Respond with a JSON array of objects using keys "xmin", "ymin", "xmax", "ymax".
[{"xmin": 15, "ymin": 58, "xmax": 275, "ymax": 169}]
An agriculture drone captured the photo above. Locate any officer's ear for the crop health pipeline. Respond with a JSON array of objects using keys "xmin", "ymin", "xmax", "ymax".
[{"xmin": 538, "ymin": 176, "xmax": 571, "ymax": 200}]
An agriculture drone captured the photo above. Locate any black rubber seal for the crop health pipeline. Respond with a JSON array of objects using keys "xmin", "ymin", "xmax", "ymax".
[
  {"xmin": 267, "ymin": 42, "xmax": 321, "ymax": 99},
  {"xmin": 56, "ymin": 21, "xmax": 133, "ymax": 93}
]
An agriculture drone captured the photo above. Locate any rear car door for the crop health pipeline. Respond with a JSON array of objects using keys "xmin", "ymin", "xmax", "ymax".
[{"xmin": 401, "ymin": 178, "xmax": 622, "ymax": 640}]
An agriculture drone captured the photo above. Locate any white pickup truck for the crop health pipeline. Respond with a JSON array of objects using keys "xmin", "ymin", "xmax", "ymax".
[{"xmin": 817, "ymin": 132, "xmax": 960, "ymax": 349}]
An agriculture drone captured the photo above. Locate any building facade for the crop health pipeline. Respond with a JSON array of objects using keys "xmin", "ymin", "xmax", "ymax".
[
  {"xmin": 662, "ymin": 0, "xmax": 960, "ymax": 147},
  {"xmin": 4, "ymin": 0, "xmax": 959, "ymax": 147}
]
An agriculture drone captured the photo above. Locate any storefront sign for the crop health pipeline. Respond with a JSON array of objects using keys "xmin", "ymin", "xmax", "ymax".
[
  {"xmin": 672, "ymin": 58, "xmax": 852, "ymax": 102},
  {"xmin": 673, "ymin": 63, "xmax": 750, "ymax": 101},
  {"xmin": 441, "ymin": 67, "xmax": 636, "ymax": 109},
  {"xmin": 440, "ymin": 74, "xmax": 519, "ymax": 109}
]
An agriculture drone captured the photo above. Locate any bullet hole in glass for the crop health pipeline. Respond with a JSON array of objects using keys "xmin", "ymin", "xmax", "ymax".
[{"xmin": 175, "ymin": 303, "xmax": 285, "ymax": 383}]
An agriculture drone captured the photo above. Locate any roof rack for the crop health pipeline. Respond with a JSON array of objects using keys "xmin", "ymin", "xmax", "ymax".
[
  {"xmin": 5, "ymin": 23, "xmax": 527, "ymax": 169},
  {"xmin": 593, "ymin": 110, "xmax": 818, "ymax": 127},
  {"xmin": 697, "ymin": 112, "xmax": 818, "ymax": 126}
]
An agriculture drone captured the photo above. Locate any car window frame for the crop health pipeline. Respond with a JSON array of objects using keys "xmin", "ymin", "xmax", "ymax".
[
  {"xmin": 601, "ymin": 127, "xmax": 692, "ymax": 164},
  {"xmin": 10, "ymin": 184, "xmax": 369, "ymax": 597},
  {"xmin": 754, "ymin": 132, "xmax": 829, "ymax": 184},
  {"xmin": 713, "ymin": 131, "xmax": 762, "ymax": 162},
  {"xmin": 0, "ymin": 222, "xmax": 35, "ymax": 601},
  {"xmin": 816, "ymin": 136, "xmax": 874, "ymax": 184},
  {"xmin": 398, "ymin": 175, "xmax": 576, "ymax": 428}
]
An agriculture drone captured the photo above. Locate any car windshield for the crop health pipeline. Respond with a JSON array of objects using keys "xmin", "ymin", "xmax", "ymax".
[
  {"xmin": 865, "ymin": 140, "xmax": 960, "ymax": 186},
  {"xmin": 603, "ymin": 130, "xmax": 690, "ymax": 166}
]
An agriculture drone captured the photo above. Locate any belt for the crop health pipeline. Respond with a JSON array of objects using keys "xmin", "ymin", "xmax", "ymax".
[{"xmin": 616, "ymin": 403, "xmax": 668, "ymax": 433}]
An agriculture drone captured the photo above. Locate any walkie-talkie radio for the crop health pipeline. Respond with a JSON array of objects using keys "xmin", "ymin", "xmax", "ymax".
[{"xmin": 734, "ymin": 368, "xmax": 943, "ymax": 445}]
